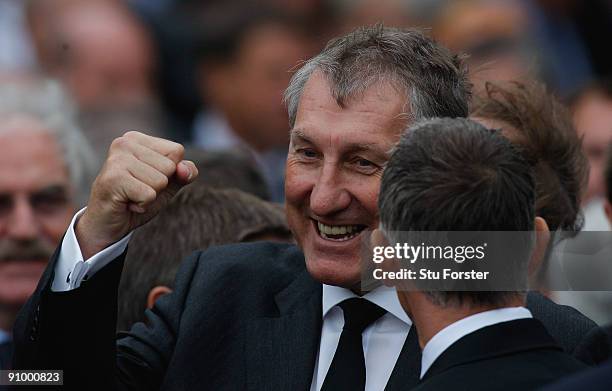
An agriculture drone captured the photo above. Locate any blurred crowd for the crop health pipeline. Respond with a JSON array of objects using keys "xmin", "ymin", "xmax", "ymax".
[{"xmin": 0, "ymin": 0, "xmax": 611, "ymax": 372}]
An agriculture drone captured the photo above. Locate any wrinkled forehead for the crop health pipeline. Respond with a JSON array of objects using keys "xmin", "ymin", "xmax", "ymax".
[
  {"xmin": 0, "ymin": 125, "xmax": 70, "ymax": 193},
  {"xmin": 293, "ymin": 72, "xmax": 410, "ymax": 137}
]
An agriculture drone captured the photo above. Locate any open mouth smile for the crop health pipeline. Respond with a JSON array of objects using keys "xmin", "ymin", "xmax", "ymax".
[{"xmin": 313, "ymin": 219, "xmax": 367, "ymax": 242}]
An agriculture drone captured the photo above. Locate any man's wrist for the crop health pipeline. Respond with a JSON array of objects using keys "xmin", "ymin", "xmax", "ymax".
[{"xmin": 75, "ymin": 211, "xmax": 115, "ymax": 261}]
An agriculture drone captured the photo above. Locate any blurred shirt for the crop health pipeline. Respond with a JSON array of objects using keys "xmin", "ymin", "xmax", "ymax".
[{"xmin": 0, "ymin": 0, "xmax": 36, "ymax": 72}]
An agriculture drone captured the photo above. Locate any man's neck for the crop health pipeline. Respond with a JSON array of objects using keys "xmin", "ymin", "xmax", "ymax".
[{"xmin": 405, "ymin": 292, "xmax": 524, "ymax": 348}]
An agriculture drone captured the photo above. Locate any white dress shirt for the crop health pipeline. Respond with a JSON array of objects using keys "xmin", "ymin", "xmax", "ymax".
[
  {"xmin": 420, "ymin": 307, "xmax": 533, "ymax": 379},
  {"xmin": 53, "ymin": 210, "xmax": 413, "ymax": 390},
  {"xmin": 310, "ymin": 285, "xmax": 412, "ymax": 391},
  {"xmin": 51, "ymin": 208, "xmax": 131, "ymax": 292}
]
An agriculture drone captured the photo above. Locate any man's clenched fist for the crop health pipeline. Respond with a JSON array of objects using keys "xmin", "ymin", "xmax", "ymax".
[{"xmin": 76, "ymin": 131, "xmax": 198, "ymax": 259}]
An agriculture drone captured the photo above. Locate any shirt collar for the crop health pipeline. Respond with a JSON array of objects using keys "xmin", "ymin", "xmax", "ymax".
[
  {"xmin": 322, "ymin": 284, "xmax": 412, "ymax": 326},
  {"xmin": 420, "ymin": 306, "xmax": 532, "ymax": 379}
]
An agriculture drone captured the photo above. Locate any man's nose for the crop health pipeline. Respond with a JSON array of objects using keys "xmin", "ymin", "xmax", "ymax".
[
  {"xmin": 310, "ymin": 163, "xmax": 351, "ymax": 216},
  {"xmin": 7, "ymin": 197, "xmax": 39, "ymax": 240}
]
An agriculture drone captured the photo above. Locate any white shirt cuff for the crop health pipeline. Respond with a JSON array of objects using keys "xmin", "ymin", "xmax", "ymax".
[{"xmin": 51, "ymin": 207, "xmax": 133, "ymax": 292}]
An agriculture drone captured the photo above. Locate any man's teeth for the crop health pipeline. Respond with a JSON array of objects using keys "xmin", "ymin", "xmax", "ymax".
[{"xmin": 317, "ymin": 222, "xmax": 362, "ymax": 239}]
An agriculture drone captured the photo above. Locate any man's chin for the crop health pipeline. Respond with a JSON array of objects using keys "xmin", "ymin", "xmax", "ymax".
[
  {"xmin": 0, "ymin": 260, "xmax": 47, "ymax": 305},
  {"xmin": 304, "ymin": 256, "xmax": 362, "ymax": 290}
]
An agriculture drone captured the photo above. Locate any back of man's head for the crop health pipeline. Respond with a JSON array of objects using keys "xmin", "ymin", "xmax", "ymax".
[
  {"xmin": 183, "ymin": 148, "xmax": 271, "ymax": 201},
  {"xmin": 379, "ymin": 118, "xmax": 535, "ymax": 306},
  {"xmin": 117, "ymin": 184, "xmax": 291, "ymax": 330}
]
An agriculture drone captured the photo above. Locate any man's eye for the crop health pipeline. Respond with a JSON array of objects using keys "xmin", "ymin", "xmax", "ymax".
[
  {"xmin": 30, "ymin": 193, "xmax": 69, "ymax": 214},
  {"xmin": 0, "ymin": 195, "xmax": 12, "ymax": 217},
  {"xmin": 357, "ymin": 158, "xmax": 374, "ymax": 167},
  {"xmin": 298, "ymin": 149, "xmax": 318, "ymax": 158}
]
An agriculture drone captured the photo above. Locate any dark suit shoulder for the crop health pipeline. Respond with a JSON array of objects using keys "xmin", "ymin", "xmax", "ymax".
[
  {"xmin": 193, "ymin": 241, "xmax": 304, "ymax": 274},
  {"xmin": 540, "ymin": 359, "xmax": 612, "ymax": 391},
  {"xmin": 416, "ymin": 349, "xmax": 585, "ymax": 391},
  {"xmin": 526, "ymin": 291, "xmax": 611, "ymax": 364},
  {"xmin": 187, "ymin": 242, "xmax": 306, "ymax": 291},
  {"xmin": 171, "ymin": 242, "xmax": 314, "ymax": 320},
  {"xmin": 527, "ymin": 292, "xmax": 597, "ymax": 335}
]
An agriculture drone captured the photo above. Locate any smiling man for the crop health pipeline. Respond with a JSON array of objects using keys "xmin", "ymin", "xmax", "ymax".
[{"xmin": 11, "ymin": 26, "xmax": 602, "ymax": 390}]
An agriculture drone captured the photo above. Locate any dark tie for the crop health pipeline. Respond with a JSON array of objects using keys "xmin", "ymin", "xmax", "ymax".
[{"xmin": 321, "ymin": 298, "xmax": 387, "ymax": 391}]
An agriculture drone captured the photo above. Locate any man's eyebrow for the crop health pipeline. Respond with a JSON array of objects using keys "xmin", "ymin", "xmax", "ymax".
[
  {"xmin": 290, "ymin": 128, "xmax": 388, "ymax": 155},
  {"xmin": 34, "ymin": 184, "xmax": 69, "ymax": 195},
  {"xmin": 289, "ymin": 128, "xmax": 312, "ymax": 143},
  {"xmin": 30, "ymin": 185, "xmax": 70, "ymax": 200}
]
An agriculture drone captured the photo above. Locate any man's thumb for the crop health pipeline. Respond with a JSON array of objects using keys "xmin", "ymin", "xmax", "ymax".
[{"xmin": 176, "ymin": 160, "xmax": 198, "ymax": 184}]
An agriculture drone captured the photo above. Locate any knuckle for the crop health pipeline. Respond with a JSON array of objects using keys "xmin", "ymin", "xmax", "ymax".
[
  {"xmin": 123, "ymin": 130, "xmax": 140, "ymax": 139},
  {"xmin": 106, "ymin": 153, "xmax": 126, "ymax": 170},
  {"xmin": 110, "ymin": 136, "xmax": 128, "ymax": 151}
]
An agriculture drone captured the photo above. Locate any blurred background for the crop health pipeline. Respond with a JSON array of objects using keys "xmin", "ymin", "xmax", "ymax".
[
  {"xmin": 0, "ymin": 0, "xmax": 611, "ymax": 322},
  {"xmin": 1, "ymin": 0, "xmax": 610, "ymax": 203}
]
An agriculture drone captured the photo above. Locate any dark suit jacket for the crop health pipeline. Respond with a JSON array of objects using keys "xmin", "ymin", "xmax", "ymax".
[
  {"xmin": 0, "ymin": 339, "xmax": 11, "ymax": 370},
  {"xmin": 413, "ymin": 319, "xmax": 586, "ymax": 391},
  {"xmin": 0, "ymin": 339, "xmax": 11, "ymax": 391},
  {"xmin": 11, "ymin": 242, "xmax": 611, "ymax": 390},
  {"xmin": 540, "ymin": 359, "xmax": 612, "ymax": 391}
]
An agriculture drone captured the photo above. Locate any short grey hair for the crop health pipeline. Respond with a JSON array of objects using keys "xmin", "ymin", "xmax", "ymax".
[
  {"xmin": 0, "ymin": 78, "xmax": 96, "ymax": 205},
  {"xmin": 284, "ymin": 25, "xmax": 470, "ymax": 127}
]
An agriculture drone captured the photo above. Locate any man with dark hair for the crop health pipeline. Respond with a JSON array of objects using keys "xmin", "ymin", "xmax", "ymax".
[
  {"xmin": 13, "ymin": 26, "xmax": 604, "ymax": 390},
  {"xmin": 377, "ymin": 118, "xmax": 585, "ymax": 390},
  {"xmin": 118, "ymin": 185, "xmax": 290, "ymax": 331}
]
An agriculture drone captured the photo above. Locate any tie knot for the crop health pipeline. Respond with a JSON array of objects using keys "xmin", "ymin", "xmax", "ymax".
[{"xmin": 339, "ymin": 298, "xmax": 386, "ymax": 333}]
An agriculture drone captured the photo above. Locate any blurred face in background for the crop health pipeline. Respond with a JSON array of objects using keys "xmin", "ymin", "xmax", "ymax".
[
  {"xmin": 434, "ymin": 1, "xmax": 532, "ymax": 91},
  {"xmin": 204, "ymin": 22, "xmax": 312, "ymax": 152},
  {"xmin": 0, "ymin": 118, "xmax": 75, "ymax": 309},
  {"xmin": 28, "ymin": 0, "xmax": 155, "ymax": 109},
  {"xmin": 573, "ymin": 91, "xmax": 612, "ymax": 203}
]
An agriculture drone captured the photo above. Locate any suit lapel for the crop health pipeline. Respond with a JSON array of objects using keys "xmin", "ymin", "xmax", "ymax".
[
  {"xmin": 246, "ymin": 270, "xmax": 322, "ymax": 391},
  {"xmin": 384, "ymin": 325, "xmax": 421, "ymax": 391}
]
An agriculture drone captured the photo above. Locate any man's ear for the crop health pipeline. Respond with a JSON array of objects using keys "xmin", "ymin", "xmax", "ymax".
[
  {"xmin": 146, "ymin": 285, "xmax": 173, "ymax": 309},
  {"xmin": 528, "ymin": 217, "xmax": 550, "ymax": 278},
  {"xmin": 604, "ymin": 201, "xmax": 612, "ymax": 228},
  {"xmin": 371, "ymin": 228, "xmax": 389, "ymax": 248}
]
